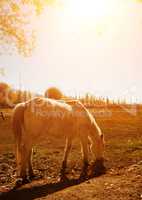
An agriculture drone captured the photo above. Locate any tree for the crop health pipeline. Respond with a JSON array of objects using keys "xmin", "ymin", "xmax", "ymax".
[
  {"xmin": 0, "ymin": 0, "xmax": 55, "ymax": 56},
  {"xmin": 0, "ymin": 82, "xmax": 11, "ymax": 106},
  {"xmin": 45, "ymin": 87, "xmax": 63, "ymax": 100}
]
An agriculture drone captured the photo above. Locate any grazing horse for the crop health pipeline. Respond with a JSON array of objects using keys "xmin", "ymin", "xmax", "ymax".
[{"xmin": 12, "ymin": 97, "xmax": 105, "ymax": 182}]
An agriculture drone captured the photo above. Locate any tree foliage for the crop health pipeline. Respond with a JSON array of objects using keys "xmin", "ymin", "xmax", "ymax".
[
  {"xmin": 45, "ymin": 87, "xmax": 63, "ymax": 100},
  {"xmin": 0, "ymin": 82, "xmax": 33, "ymax": 106},
  {"xmin": 0, "ymin": 82, "xmax": 10, "ymax": 105},
  {"xmin": 0, "ymin": 0, "xmax": 55, "ymax": 56}
]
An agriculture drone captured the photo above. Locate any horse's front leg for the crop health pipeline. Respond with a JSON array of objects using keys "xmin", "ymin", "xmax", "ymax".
[
  {"xmin": 60, "ymin": 137, "xmax": 72, "ymax": 179},
  {"xmin": 15, "ymin": 144, "xmax": 30, "ymax": 188},
  {"xmin": 80, "ymin": 136, "xmax": 89, "ymax": 178}
]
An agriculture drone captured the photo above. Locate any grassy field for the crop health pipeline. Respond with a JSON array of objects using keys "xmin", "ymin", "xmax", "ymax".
[{"xmin": 0, "ymin": 105, "xmax": 142, "ymax": 200}]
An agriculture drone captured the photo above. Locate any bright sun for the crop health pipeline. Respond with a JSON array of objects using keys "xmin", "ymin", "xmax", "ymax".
[
  {"xmin": 60, "ymin": 0, "xmax": 128, "ymax": 31},
  {"xmin": 66, "ymin": 0, "xmax": 114, "ymax": 18}
]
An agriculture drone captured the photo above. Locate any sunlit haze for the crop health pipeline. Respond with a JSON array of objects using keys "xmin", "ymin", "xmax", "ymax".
[{"xmin": 0, "ymin": 0, "xmax": 142, "ymax": 102}]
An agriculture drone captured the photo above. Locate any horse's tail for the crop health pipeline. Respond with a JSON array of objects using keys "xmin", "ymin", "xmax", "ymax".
[{"xmin": 12, "ymin": 103, "xmax": 25, "ymax": 174}]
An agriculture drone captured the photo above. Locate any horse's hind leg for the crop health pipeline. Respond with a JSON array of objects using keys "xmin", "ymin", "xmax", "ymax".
[
  {"xmin": 19, "ymin": 144, "xmax": 31, "ymax": 182},
  {"xmin": 20, "ymin": 156, "xmax": 27, "ymax": 180},
  {"xmin": 80, "ymin": 136, "xmax": 89, "ymax": 167},
  {"xmin": 80, "ymin": 136, "xmax": 89, "ymax": 178},
  {"xmin": 61, "ymin": 136, "xmax": 73, "ymax": 176},
  {"xmin": 15, "ymin": 143, "xmax": 22, "ymax": 178},
  {"xmin": 28, "ymin": 148, "xmax": 34, "ymax": 179}
]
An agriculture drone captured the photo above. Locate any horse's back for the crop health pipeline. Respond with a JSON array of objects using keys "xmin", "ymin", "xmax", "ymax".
[
  {"xmin": 13, "ymin": 97, "xmax": 96, "ymax": 141},
  {"xmin": 23, "ymin": 97, "xmax": 75, "ymax": 140}
]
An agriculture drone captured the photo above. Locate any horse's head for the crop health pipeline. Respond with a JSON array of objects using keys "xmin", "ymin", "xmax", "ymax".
[
  {"xmin": 90, "ymin": 123, "xmax": 105, "ymax": 164},
  {"xmin": 97, "ymin": 132, "xmax": 105, "ymax": 160},
  {"xmin": 92, "ymin": 131, "xmax": 106, "ymax": 175},
  {"xmin": 100, "ymin": 133, "xmax": 105, "ymax": 153}
]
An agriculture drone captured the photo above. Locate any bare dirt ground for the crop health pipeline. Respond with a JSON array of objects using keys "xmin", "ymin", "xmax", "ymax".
[{"xmin": 0, "ymin": 105, "xmax": 142, "ymax": 200}]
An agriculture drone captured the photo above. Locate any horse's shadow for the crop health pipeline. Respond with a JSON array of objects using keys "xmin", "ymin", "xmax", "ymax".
[{"xmin": 0, "ymin": 164, "xmax": 106, "ymax": 200}]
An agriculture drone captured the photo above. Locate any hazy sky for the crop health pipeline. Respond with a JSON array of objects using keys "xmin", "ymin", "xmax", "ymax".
[{"xmin": 0, "ymin": 0, "xmax": 142, "ymax": 102}]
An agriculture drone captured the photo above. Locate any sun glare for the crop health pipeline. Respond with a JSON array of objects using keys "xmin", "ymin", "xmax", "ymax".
[
  {"xmin": 58, "ymin": 0, "xmax": 129, "ymax": 34},
  {"xmin": 66, "ymin": 0, "xmax": 111, "ymax": 18}
]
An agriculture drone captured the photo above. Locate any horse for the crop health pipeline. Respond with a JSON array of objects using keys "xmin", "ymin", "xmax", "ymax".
[{"xmin": 12, "ymin": 97, "xmax": 105, "ymax": 183}]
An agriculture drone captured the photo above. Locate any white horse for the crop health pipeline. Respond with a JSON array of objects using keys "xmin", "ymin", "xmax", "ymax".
[{"xmin": 12, "ymin": 97, "xmax": 105, "ymax": 182}]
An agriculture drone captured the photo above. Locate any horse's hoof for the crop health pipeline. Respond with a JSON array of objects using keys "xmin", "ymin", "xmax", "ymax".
[
  {"xmin": 79, "ymin": 163, "xmax": 89, "ymax": 180},
  {"xmin": 23, "ymin": 178, "xmax": 31, "ymax": 184},
  {"xmin": 13, "ymin": 178, "xmax": 30, "ymax": 189},
  {"xmin": 80, "ymin": 170, "xmax": 88, "ymax": 180},
  {"xmin": 59, "ymin": 174, "xmax": 69, "ymax": 183},
  {"xmin": 83, "ymin": 162, "xmax": 89, "ymax": 171},
  {"xmin": 14, "ymin": 178, "xmax": 24, "ymax": 189},
  {"xmin": 84, "ymin": 161, "xmax": 89, "ymax": 167},
  {"xmin": 29, "ymin": 174, "xmax": 36, "ymax": 180},
  {"xmin": 60, "ymin": 166, "xmax": 66, "ymax": 174},
  {"xmin": 21, "ymin": 177, "xmax": 31, "ymax": 184},
  {"xmin": 93, "ymin": 159, "xmax": 106, "ymax": 176}
]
